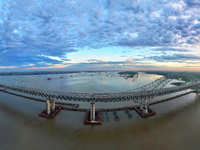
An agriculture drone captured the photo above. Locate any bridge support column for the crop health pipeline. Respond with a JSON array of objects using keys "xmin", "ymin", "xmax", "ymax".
[
  {"xmin": 90, "ymin": 103, "xmax": 95, "ymax": 121},
  {"xmin": 46, "ymin": 99, "xmax": 51, "ymax": 115},
  {"xmin": 140, "ymin": 104, "xmax": 143, "ymax": 111},
  {"xmin": 51, "ymin": 99, "xmax": 55, "ymax": 111},
  {"xmin": 143, "ymin": 106, "xmax": 148, "ymax": 114}
]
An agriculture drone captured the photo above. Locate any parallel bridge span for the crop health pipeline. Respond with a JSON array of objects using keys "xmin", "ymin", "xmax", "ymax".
[{"xmin": 0, "ymin": 82, "xmax": 199, "ymax": 103}]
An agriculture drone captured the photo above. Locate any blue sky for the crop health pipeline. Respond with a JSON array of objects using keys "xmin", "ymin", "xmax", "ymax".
[{"xmin": 0, "ymin": 0, "xmax": 200, "ymax": 72}]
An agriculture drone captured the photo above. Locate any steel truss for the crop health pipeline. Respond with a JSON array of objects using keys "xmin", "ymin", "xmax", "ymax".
[
  {"xmin": 129, "ymin": 73, "xmax": 200, "ymax": 107},
  {"xmin": 0, "ymin": 73, "xmax": 199, "ymax": 104}
]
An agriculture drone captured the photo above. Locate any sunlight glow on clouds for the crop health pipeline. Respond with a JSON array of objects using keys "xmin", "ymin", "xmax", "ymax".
[{"xmin": 0, "ymin": 0, "xmax": 200, "ymax": 71}]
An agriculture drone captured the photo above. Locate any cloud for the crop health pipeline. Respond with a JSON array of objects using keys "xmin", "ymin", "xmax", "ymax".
[
  {"xmin": 87, "ymin": 59, "xmax": 107, "ymax": 63},
  {"xmin": 0, "ymin": 0, "xmax": 200, "ymax": 70},
  {"xmin": 184, "ymin": 0, "xmax": 200, "ymax": 7},
  {"xmin": 146, "ymin": 53, "xmax": 200, "ymax": 62},
  {"xmin": 150, "ymin": 47, "xmax": 191, "ymax": 52}
]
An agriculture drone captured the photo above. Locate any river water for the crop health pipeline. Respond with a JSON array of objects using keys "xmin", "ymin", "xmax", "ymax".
[{"xmin": 0, "ymin": 72, "xmax": 200, "ymax": 150}]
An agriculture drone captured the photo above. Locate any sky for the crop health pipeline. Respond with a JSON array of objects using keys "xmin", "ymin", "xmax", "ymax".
[{"xmin": 0, "ymin": 0, "xmax": 200, "ymax": 72}]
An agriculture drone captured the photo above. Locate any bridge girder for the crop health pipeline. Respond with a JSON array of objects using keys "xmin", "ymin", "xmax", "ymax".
[{"xmin": 0, "ymin": 73, "xmax": 200, "ymax": 103}]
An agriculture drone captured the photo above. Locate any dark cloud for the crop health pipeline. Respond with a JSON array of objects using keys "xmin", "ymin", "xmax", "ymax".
[
  {"xmin": 0, "ymin": 53, "xmax": 62, "ymax": 66},
  {"xmin": 146, "ymin": 53, "xmax": 200, "ymax": 62},
  {"xmin": 150, "ymin": 47, "xmax": 191, "ymax": 52},
  {"xmin": 190, "ymin": 23, "xmax": 200, "ymax": 30},
  {"xmin": 184, "ymin": 0, "xmax": 200, "ymax": 7}
]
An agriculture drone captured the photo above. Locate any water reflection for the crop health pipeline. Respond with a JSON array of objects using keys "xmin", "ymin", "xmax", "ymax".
[{"xmin": 0, "ymin": 72, "xmax": 163, "ymax": 93}]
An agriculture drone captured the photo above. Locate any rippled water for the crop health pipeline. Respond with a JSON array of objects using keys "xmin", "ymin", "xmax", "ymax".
[
  {"xmin": 0, "ymin": 72, "xmax": 200, "ymax": 150},
  {"xmin": 0, "ymin": 72, "xmax": 163, "ymax": 93}
]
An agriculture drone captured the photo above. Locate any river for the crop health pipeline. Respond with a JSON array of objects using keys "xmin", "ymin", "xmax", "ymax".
[{"xmin": 0, "ymin": 72, "xmax": 200, "ymax": 150}]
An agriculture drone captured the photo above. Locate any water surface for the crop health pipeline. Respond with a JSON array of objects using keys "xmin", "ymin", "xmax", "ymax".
[{"xmin": 0, "ymin": 72, "xmax": 199, "ymax": 150}]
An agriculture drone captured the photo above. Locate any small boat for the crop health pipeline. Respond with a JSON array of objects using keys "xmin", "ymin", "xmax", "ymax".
[
  {"xmin": 47, "ymin": 78, "xmax": 51, "ymax": 80},
  {"xmin": 115, "ymin": 116, "xmax": 119, "ymax": 121},
  {"xmin": 113, "ymin": 111, "xmax": 117, "ymax": 116},
  {"xmin": 128, "ymin": 114, "xmax": 133, "ymax": 119},
  {"xmin": 125, "ymin": 110, "xmax": 129, "ymax": 114},
  {"xmin": 105, "ymin": 112, "xmax": 108, "ymax": 116}
]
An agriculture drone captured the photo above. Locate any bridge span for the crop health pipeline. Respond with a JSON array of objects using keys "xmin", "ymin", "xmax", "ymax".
[
  {"xmin": 0, "ymin": 82, "xmax": 199, "ymax": 102},
  {"xmin": 0, "ymin": 72, "xmax": 200, "ymax": 123}
]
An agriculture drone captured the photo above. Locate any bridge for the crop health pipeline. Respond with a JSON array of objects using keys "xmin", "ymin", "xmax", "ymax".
[{"xmin": 0, "ymin": 72, "xmax": 200, "ymax": 123}]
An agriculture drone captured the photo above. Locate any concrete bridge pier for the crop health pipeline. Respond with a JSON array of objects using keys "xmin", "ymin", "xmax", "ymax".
[
  {"xmin": 140, "ymin": 104, "xmax": 143, "ymax": 111},
  {"xmin": 143, "ymin": 98, "xmax": 148, "ymax": 114},
  {"xmin": 46, "ymin": 99, "xmax": 55, "ymax": 115},
  {"xmin": 90, "ymin": 103, "xmax": 95, "ymax": 121},
  {"xmin": 46, "ymin": 99, "xmax": 51, "ymax": 115},
  {"xmin": 51, "ymin": 99, "xmax": 55, "ymax": 111},
  {"xmin": 143, "ymin": 105, "xmax": 148, "ymax": 114}
]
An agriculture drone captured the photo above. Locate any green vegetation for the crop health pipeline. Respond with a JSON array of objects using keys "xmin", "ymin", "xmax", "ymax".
[
  {"xmin": 143, "ymin": 71, "xmax": 200, "ymax": 83},
  {"xmin": 143, "ymin": 71, "xmax": 173, "ymax": 76},
  {"xmin": 177, "ymin": 76, "xmax": 190, "ymax": 83},
  {"xmin": 176, "ymin": 72, "xmax": 200, "ymax": 83},
  {"xmin": 171, "ymin": 82, "xmax": 186, "ymax": 86}
]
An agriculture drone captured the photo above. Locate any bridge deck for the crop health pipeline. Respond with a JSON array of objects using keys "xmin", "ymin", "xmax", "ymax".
[
  {"xmin": 0, "ymin": 82, "xmax": 199, "ymax": 102},
  {"xmin": 0, "ymin": 88, "xmax": 195, "ymax": 111}
]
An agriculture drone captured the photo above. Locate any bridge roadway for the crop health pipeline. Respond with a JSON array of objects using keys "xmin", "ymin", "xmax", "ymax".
[{"xmin": 0, "ymin": 82, "xmax": 199, "ymax": 103}]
